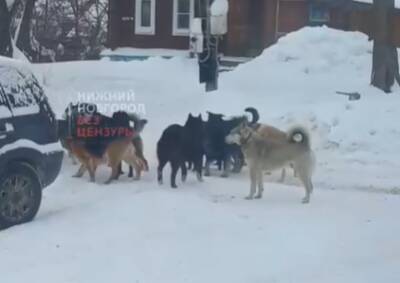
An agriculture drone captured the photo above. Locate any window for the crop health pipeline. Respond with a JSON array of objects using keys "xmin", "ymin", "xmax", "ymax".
[
  {"xmin": 309, "ymin": 4, "xmax": 330, "ymax": 24},
  {"xmin": 0, "ymin": 67, "xmax": 40, "ymax": 116},
  {"xmin": 173, "ymin": 0, "xmax": 194, "ymax": 36},
  {"xmin": 135, "ymin": 0, "xmax": 156, "ymax": 35}
]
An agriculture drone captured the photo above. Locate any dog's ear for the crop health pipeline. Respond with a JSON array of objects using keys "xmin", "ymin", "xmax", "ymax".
[
  {"xmin": 140, "ymin": 119, "xmax": 148, "ymax": 126},
  {"xmin": 198, "ymin": 114, "xmax": 202, "ymax": 120},
  {"xmin": 188, "ymin": 113, "xmax": 193, "ymax": 118}
]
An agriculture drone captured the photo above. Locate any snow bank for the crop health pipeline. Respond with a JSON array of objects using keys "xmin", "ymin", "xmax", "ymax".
[
  {"xmin": 354, "ymin": 0, "xmax": 400, "ymax": 8},
  {"xmin": 222, "ymin": 26, "xmax": 399, "ymax": 149}
]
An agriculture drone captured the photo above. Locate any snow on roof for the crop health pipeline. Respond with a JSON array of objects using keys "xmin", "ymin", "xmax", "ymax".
[
  {"xmin": 354, "ymin": 0, "xmax": 400, "ymax": 8},
  {"xmin": 210, "ymin": 0, "xmax": 229, "ymax": 16},
  {"xmin": 0, "ymin": 56, "xmax": 31, "ymax": 75}
]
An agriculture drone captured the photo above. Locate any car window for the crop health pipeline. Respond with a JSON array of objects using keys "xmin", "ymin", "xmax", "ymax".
[{"xmin": 0, "ymin": 66, "xmax": 40, "ymax": 116}]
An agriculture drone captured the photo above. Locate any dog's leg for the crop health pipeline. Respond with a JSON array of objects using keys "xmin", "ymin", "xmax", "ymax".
[
  {"xmin": 133, "ymin": 137, "xmax": 149, "ymax": 172},
  {"xmin": 221, "ymin": 157, "xmax": 231, "ymax": 178},
  {"xmin": 114, "ymin": 162, "xmax": 123, "ymax": 180},
  {"xmin": 170, "ymin": 161, "xmax": 179, "ymax": 189},
  {"xmin": 133, "ymin": 163, "xmax": 142, "ymax": 181},
  {"xmin": 72, "ymin": 164, "xmax": 86, "ymax": 178},
  {"xmin": 128, "ymin": 165, "xmax": 134, "ymax": 178},
  {"xmin": 246, "ymin": 167, "xmax": 257, "ymax": 200},
  {"xmin": 105, "ymin": 165, "xmax": 119, "ymax": 184},
  {"xmin": 181, "ymin": 162, "xmax": 188, "ymax": 182},
  {"xmin": 194, "ymin": 158, "xmax": 203, "ymax": 182},
  {"xmin": 204, "ymin": 158, "xmax": 211, "ymax": 177},
  {"xmin": 279, "ymin": 168, "xmax": 286, "ymax": 183},
  {"xmin": 87, "ymin": 160, "xmax": 96, "ymax": 183},
  {"xmin": 69, "ymin": 151, "xmax": 78, "ymax": 165},
  {"xmin": 297, "ymin": 167, "xmax": 313, "ymax": 204},
  {"xmin": 158, "ymin": 159, "xmax": 167, "ymax": 185},
  {"xmin": 217, "ymin": 159, "xmax": 222, "ymax": 171},
  {"xmin": 255, "ymin": 171, "xmax": 264, "ymax": 199}
]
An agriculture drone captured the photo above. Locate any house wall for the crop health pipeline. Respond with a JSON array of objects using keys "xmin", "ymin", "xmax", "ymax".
[
  {"xmin": 392, "ymin": 11, "xmax": 400, "ymax": 46},
  {"xmin": 348, "ymin": 9, "xmax": 400, "ymax": 46},
  {"xmin": 108, "ymin": 0, "xmax": 190, "ymax": 50},
  {"xmin": 107, "ymin": 0, "xmax": 400, "ymax": 57},
  {"xmin": 276, "ymin": 0, "xmax": 308, "ymax": 34},
  {"xmin": 225, "ymin": 0, "xmax": 266, "ymax": 57}
]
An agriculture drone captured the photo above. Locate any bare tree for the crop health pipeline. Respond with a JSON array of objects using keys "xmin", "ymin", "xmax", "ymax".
[
  {"xmin": 33, "ymin": 0, "xmax": 107, "ymax": 61},
  {"xmin": 16, "ymin": 0, "xmax": 38, "ymax": 60},
  {"xmin": 371, "ymin": 0, "xmax": 400, "ymax": 93},
  {"xmin": 0, "ymin": 0, "xmax": 13, "ymax": 57}
]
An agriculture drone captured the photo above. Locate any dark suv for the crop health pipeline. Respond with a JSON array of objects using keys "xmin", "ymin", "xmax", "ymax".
[{"xmin": 0, "ymin": 57, "xmax": 63, "ymax": 229}]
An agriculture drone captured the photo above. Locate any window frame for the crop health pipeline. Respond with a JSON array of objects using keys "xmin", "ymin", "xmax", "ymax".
[
  {"xmin": 135, "ymin": 0, "xmax": 156, "ymax": 35},
  {"xmin": 172, "ymin": 0, "xmax": 195, "ymax": 36},
  {"xmin": 309, "ymin": 4, "xmax": 330, "ymax": 24}
]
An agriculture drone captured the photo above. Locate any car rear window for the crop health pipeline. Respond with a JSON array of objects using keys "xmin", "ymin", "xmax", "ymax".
[{"xmin": 0, "ymin": 66, "xmax": 41, "ymax": 116}]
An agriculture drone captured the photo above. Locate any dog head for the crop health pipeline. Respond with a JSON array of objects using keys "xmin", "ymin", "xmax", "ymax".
[
  {"xmin": 63, "ymin": 102, "xmax": 97, "ymax": 119},
  {"xmin": 207, "ymin": 111, "xmax": 224, "ymax": 123},
  {"xmin": 185, "ymin": 113, "xmax": 204, "ymax": 134},
  {"xmin": 225, "ymin": 121, "xmax": 253, "ymax": 145},
  {"xmin": 135, "ymin": 119, "xmax": 148, "ymax": 134}
]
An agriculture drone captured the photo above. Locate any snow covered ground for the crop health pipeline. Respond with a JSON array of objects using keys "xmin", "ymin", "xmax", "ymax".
[{"xmin": 1, "ymin": 27, "xmax": 400, "ymax": 282}]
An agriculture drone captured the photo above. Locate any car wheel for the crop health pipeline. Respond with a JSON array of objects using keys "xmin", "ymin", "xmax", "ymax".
[{"xmin": 0, "ymin": 163, "xmax": 42, "ymax": 230}]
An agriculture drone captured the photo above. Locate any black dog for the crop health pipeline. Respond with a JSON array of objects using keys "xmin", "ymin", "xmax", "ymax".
[
  {"xmin": 60, "ymin": 103, "xmax": 134, "ymax": 158},
  {"xmin": 204, "ymin": 107, "xmax": 259, "ymax": 177},
  {"xmin": 157, "ymin": 114, "xmax": 204, "ymax": 188}
]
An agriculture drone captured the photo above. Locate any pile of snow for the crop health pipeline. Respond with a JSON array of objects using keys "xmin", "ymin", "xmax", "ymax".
[
  {"xmin": 354, "ymin": 0, "xmax": 400, "ymax": 8},
  {"xmin": 221, "ymin": 26, "xmax": 400, "ymax": 157}
]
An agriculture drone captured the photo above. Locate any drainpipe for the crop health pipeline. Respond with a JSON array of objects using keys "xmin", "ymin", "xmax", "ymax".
[{"xmin": 275, "ymin": 0, "xmax": 280, "ymax": 41}]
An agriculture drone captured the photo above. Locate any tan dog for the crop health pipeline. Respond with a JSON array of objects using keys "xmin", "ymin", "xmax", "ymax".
[
  {"xmin": 68, "ymin": 138, "xmax": 145, "ymax": 184},
  {"xmin": 226, "ymin": 122, "xmax": 315, "ymax": 203},
  {"xmin": 251, "ymin": 124, "xmax": 296, "ymax": 181}
]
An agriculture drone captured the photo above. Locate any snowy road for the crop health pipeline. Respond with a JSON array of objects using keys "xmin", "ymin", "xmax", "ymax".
[{"xmin": 1, "ymin": 162, "xmax": 399, "ymax": 283}]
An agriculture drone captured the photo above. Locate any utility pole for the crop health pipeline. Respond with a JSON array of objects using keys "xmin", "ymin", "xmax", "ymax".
[{"xmin": 198, "ymin": 0, "xmax": 219, "ymax": 92}]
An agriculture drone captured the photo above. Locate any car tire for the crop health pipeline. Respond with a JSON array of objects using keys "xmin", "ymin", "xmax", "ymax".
[{"xmin": 0, "ymin": 163, "xmax": 42, "ymax": 230}]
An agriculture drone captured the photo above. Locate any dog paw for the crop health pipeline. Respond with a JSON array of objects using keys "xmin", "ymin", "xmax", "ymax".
[
  {"xmin": 245, "ymin": 196, "xmax": 254, "ymax": 200},
  {"xmin": 171, "ymin": 185, "xmax": 178, "ymax": 189},
  {"xmin": 182, "ymin": 175, "xmax": 187, "ymax": 182},
  {"xmin": 221, "ymin": 173, "xmax": 229, "ymax": 178},
  {"xmin": 255, "ymin": 195, "xmax": 263, "ymax": 199},
  {"xmin": 302, "ymin": 198, "xmax": 310, "ymax": 204}
]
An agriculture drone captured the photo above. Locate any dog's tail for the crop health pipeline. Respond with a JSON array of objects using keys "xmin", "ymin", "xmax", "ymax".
[
  {"xmin": 287, "ymin": 126, "xmax": 311, "ymax": 149},
  {"xmin": 245, "ymin": 107, "xmax": 260, "ymax": 124}
]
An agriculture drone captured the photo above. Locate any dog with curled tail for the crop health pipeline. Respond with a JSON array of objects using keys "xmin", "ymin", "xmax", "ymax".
[{"xmin": 226, "ymin": 122, "xmax": 315, "ymax": 203}]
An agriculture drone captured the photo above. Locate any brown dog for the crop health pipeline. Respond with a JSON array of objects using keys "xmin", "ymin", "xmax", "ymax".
[{"xmin": 68, "ymin": 137, "xmax": 145, "ymax": 184}]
